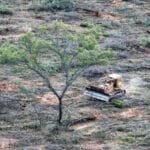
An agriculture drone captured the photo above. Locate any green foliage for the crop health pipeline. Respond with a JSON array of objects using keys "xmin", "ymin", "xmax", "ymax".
[
  {"xmin": 80, "ymin": 22, "xmax": 94, "ymax": 28},
  {"xmin": 77, "ymin": 50, "xmax": 114, "ymax": 66},
  {"xmin": 45, "ymin": 0, "xmax": 74, "ymax": 11},
  {"xmin": 29, "ymin": 0, "xmax": 74, "ymax": 11},
  {"xmin": 121, "ymin": 136, "xmax": 135, "ymax": 143},
  {"xmin": 116, "ymin": 126, "xmax": 131, "ymax": 132},
  {"xmin": 51, "ymin": 20, "xmax": 68, "ymax": 33},
  {"xmin": 78, "ymin": 34, "xmax": 98, "ymax": 50},
  {"xmin": 19, "ymin": 32, "xmax": 47, "ymax": 56},
  {"xmin": 0, "ymin": 21, "xmax": 114, "ymax": 70},
  {"xmin": 82, "ymin": 25, "xmax": 102, "ymax": 39},
  {"xmin": 121, "ymin": 133, "xmax": 136, "ymax": 143},
  {"xmin": 19, "ymin": 32, "xmax": 61, "ymax": 73},
  {"xmin": 80, "ymin": 22, "xmax": 105, "ymax": 37},
  {"xmin": 41, "ymin": 21, "xmax": 114, "ymax": 67},
  {"xmin": 138, "ymin": 36, "xmax": 150, "ymax": 48},
  {"xmin": 111, "ymin": 99, "xmax": 124, "ymax": 108},
  {"xmin": 76, "ymin": 25, "xmax": 102, "ymax": 51},
  {"xmin": 0, "ymin": 5, "xmax": 13, "ymax": 15},
  {"xmin": 0, "ymin": 42, "xmax": 24, "ymax": 64}
]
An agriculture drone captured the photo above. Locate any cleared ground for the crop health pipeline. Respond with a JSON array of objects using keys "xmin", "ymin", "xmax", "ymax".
[{"xmin": 0, "ymin": 0, "xmax": 150, "ymax": 149}]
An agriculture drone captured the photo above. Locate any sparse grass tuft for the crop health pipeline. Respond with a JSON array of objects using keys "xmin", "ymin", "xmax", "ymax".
[
  {"xmin": 121, "ymin": 133, "xmax": 136, "ymax": 143},
  {"xmin": 140, "ymin": 136, "xmax": 150, "ymax": 147},
  {"xmin": 45, "ymin": 123, "xmax": 59, "ymax": 136},
  {"xmin": 121, "ymin": 132, "xmax": 146, "ymax": 144},
  {"xmin": 92, "ymin": 130, "xmax": 111, "ymax": 141},
  {"xmin": 121, "ymin": 136, "xmax": 135, "ymax": 143},
  {"xmin": 23, "ymin": 121, "xmax": 41, "ymax": 130},
  {"xmin": 116, "ymin": 126, "xmax": 131, "ymax": 132}
]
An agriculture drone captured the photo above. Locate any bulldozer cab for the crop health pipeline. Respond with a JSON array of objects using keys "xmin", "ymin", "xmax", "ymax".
[{"xmin": 106, "ymin": 74, "xmax": 123, "ymax": 90}]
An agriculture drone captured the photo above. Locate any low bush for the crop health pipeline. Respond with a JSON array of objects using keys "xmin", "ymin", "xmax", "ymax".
[
  {"xmin": 111, "ymin": 99, "xmax": 124, "ymax": 108},
  {"xmin": 29, "ymin": 0, "xmax": 74, "ymax": 11},
  {"xmin": 0, "ymin": 5, "xmax": 13, "ymax": 15},
  {"xmin": 0, "ymin": 43, "xmax": 24, "ymax": 64},
  {"xmin": 138, "ymin": 36, "xmax": 150, "ymax": 48}
]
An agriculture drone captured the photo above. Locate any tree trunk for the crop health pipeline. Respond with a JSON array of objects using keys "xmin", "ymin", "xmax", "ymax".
[{"xmin": 58, "ymin": 98, "xmax": 62, "ymax": 124}]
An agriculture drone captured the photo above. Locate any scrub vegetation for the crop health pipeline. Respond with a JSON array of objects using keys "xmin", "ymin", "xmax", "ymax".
[{"xmin": 0, "ymin": 0, "xmax": 149, "ymax": 149}]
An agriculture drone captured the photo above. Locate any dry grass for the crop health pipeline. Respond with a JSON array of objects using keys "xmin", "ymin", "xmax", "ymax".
[{"xmin": 0, "ymin": 0, "xmax": 150, "ymax": 149}]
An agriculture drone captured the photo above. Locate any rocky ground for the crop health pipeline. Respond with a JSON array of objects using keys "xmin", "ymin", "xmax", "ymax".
[{"xmin": 0, "ymin": 0, "xmax": 150, "ymax": 150}]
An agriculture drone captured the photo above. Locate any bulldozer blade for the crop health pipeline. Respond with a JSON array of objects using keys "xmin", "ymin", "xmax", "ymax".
[{"xmin": 84, "ymin": 90, "xmax": 110, "ymax": 102}]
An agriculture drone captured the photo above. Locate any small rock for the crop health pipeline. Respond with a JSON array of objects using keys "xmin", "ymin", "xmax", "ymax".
[{"xmin": 117, "ymin": 51, "xmax": 129, "ymax": 59}]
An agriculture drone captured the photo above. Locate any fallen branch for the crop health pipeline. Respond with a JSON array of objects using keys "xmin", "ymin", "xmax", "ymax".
[{"xmin": 68, "ymin": 115, "xmax": 97, "ymax": 127}]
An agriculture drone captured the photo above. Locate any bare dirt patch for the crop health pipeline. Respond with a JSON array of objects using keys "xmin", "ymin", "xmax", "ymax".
[
  {"xmin": 0, "ymin": 137, "xmax": 18, "ymax": 149},
  {"xmin": 119, "ymin": 107, "xmax": 142, "ymax": 119},
  {"xmin": 0, "ymin": 80, "xmax": 18, "ymax": 92},
  {"xmin": 37, "ymin": 92, "xmax": 58, "ymax": 106}
]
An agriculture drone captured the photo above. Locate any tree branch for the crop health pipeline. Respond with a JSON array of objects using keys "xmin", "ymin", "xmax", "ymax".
[
  {"xmin": 60, "ymin": 66, "xmax": 88, "ymax": 99},
  {"xmin": 26, "ymin": 63, "xmax": 60, "ymax": 99}
]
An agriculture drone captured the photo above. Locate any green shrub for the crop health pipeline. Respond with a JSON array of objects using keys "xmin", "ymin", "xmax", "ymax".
[
  {"xmin": 0, "ymin": 43, "xmax": 24, "ymax": 64},
  {"xmin": 74, "ymin": 25, "xmax": 102, "ymax": 51},
  {"xmin": 19, "ymin": 32, "xmax": 47, "ymax": 56},
  {"xmin": 121, "ymin": 133, "xmax": 136, "ymax": 143},
  {"xmin": 116, "ymin": 126, "xmax": 131, "ymax": 132},
  {"xmin": 45, "ymin": 0, "xmax": 74, "ymax": 10},
  {"xmin": 29, "ymin": 0, "xmax": 74, "ymax": 11},
  {"xmin": 83, "ymin": 25, "xmax": 102, "ymax": 39},
  {"xmin": 121, "ymin": 136, "xmax": 135, "ymax": 143},
  {"xmin": 77, "ymin": 49, "xmax": 114, "ymax": 66},
  {"xmin": 33, "ymin": 21, "xmax": 114, "ymax": 68},
  {"xmin": 78, "ymin": 34, "xmax": 98, "ymax": 50},
  {"xmin": 80, "ymin": 22, "xmax": 94, "ymax": 28},
  {"xmin": 0, "ymin": 5, "xmax": 13, "ymax": 15},
  {"xmin": 111, "ymin": 99, "xmax": 124, "ymax": 108},
  {"xmin": 138, "ymin": 36, "xmax": 150, "ymax": 48}
]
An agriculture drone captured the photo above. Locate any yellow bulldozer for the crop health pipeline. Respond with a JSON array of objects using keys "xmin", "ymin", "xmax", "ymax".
[{"xmin": 84, "ymin": 74, "xmax": 126, "ymax": 102}]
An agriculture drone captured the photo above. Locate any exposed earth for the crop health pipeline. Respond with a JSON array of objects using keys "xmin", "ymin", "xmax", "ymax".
[{"xmin": 0, "ymin": 0, "xmax": 150, "ymax": 150}]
